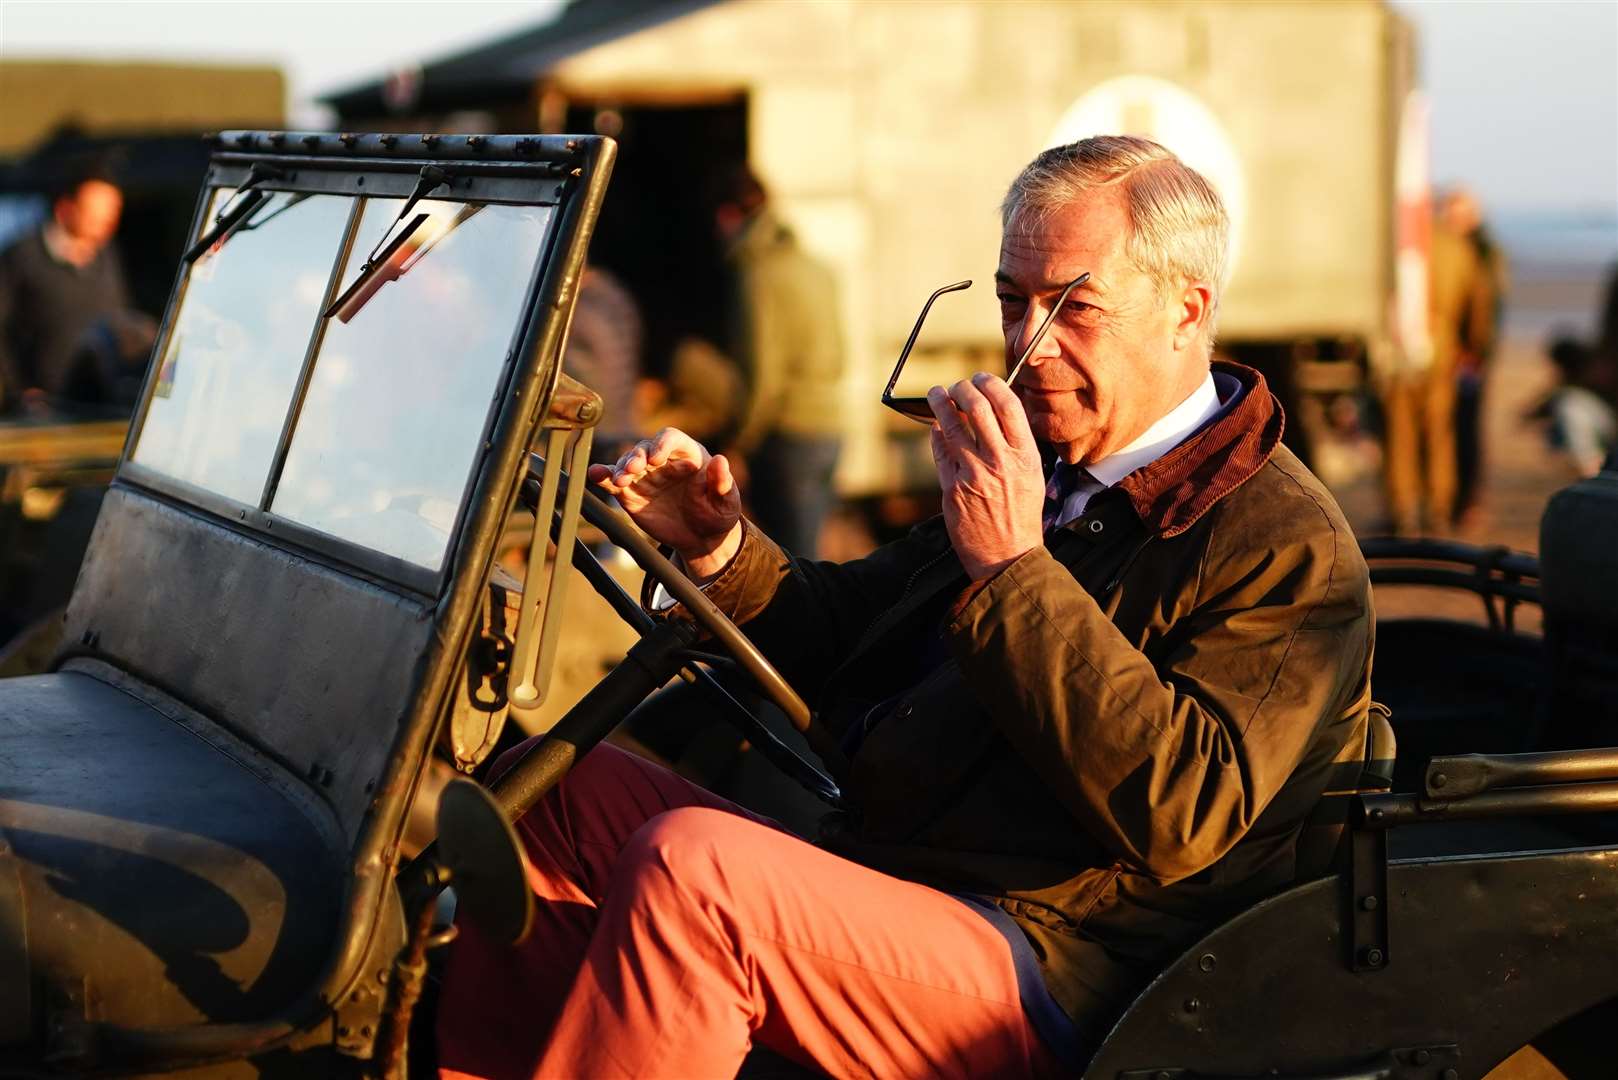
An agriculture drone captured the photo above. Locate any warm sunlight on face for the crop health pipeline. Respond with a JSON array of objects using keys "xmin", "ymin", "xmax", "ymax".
[{"xmin": 996, "ymin": 189, "xmax": 1212, "ymax": 465}]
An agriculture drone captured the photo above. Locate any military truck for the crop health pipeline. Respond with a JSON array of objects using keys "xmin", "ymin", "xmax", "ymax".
[{"xmin": 324, "ymin": 0, "xmax": 1421, "ymax": 495}]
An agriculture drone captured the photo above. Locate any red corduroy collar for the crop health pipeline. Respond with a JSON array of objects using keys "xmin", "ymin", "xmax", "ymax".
[{"xmin": 1113, "ymin": 360, "xmax": 1285, "ymax": 538}]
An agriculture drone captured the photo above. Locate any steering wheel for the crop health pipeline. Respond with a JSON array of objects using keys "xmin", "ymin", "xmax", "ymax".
[{"xmin": 512, "ymin": 457, "xmax": 847, "ymax": 809}]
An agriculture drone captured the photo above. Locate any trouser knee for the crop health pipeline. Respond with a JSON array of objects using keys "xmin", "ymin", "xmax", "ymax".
[{"xmin": 613, "ymin": 806, "xmax": 756, "ymax": 910}]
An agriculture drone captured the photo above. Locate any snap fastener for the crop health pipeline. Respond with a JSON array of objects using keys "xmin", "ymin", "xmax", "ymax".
[
  {"xmin": 1087, "ymin": 519, "xmax": 1104, "ymax": 534},
  {"xmin": 894, "ymin": 701, "xmax": 913, "ymax": 721}
]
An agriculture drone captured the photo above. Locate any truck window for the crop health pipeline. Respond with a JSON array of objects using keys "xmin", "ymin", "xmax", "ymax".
[
  {"xmin": 270, "ymin": 197, "xmax": 554, "ymax": 571},
  {"xmin": 131, "ymin": 189, "xmax": 351, "ymax": 504}
]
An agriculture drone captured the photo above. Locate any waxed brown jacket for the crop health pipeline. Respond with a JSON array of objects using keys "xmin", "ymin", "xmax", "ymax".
[{"xmin": 657, "ymin": 362, "xmax": 1374, "ymax": 1037}]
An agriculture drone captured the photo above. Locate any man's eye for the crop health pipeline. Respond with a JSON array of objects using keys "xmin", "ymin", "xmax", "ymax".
[
  {"xmin": 1065, "ymin": 300, "xmax": 1096, "ymax": 317},
  {"xmin": 996, "ymin": 293, "xmax": 1024, "ymax": 308}
]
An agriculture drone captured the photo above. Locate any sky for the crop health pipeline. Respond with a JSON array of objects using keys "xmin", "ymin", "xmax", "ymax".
[
  {"xmin": 1391, "ymin": 0, "xmax": 1617, "ymax": 218},
  {"xmin": 2, "ymin": 0, "xmax": 1614, "ymax": 217}
]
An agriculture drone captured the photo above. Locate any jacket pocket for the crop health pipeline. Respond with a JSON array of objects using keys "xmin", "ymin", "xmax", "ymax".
[{"xmin": 847, "ymin": 659, "xmax": 1002, "ymax": 842}]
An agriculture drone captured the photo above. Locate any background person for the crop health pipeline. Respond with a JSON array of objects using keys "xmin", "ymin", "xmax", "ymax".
[
  {"xmin": 714, "ymin": 163, "xmax": 846, "ymax": 558},
  {"xmin": 1382, "ymin": 185, "xmax": 1492, "ymax": 534},
  {"xmin": 560, "ymin": 264, "xmax": 644, "ymax": 464},
  {"xmin": 1444, "ymin": 188, "xmax": 1507, "ymax": 529},
  {"xmin": 0, "ymin": 162, "xmax": 153, "ymax": 415}
]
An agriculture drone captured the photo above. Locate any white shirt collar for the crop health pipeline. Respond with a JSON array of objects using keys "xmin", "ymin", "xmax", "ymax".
[{"xmin": 1084, "ymin": 372, "xmax": 1224, "ymax": 488}]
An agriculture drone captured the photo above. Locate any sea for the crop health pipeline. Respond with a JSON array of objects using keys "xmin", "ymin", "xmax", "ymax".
[{"xmin": 1491, "ymin": 208, "xmax": 1618, "ymax": 343}]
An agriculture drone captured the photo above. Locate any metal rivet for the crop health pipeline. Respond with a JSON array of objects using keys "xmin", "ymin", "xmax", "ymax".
[
  {"xmin": 339, "ymin": 133, "xmax": 358, "ymax": 147},
  {"xmin": 1362, "ymin": 947, "xmax": 1384, "ymax": 967},
  {"xmin": 1360, "ymin": 895, "xmax": 1379, "ymax": 911},
  {"xmin": 1154, "ymin": 1072, "xmax": 1173, "ymax": 1080},
  {"xmin": 1441, "ymin": 1069, "xmax": 1459, "ymax": 1080},
  {"xmin": 1183, "ymin": 997, "xmax": 1199, "ymax": 1013},
  {"xmin": 1431, "ymin": 772, "xmax": 1447, "ymax": 788},
  {"xmin": 268, "ymin": 132, "xmax": 285, "ymax": 146},
  {"xmin": 1088, "ymin": 519, "xmax": 1104, "ymax": 533},
  {"xmin": 380, "ymin": 134, "xmax": 398, "ymax": 148},
  {"xmin": 1370, "ymin": 807, "xmax": 1385, "ymax": 821},
  {"xmin": 1197, "ymin": 953, "xmax": 1216, "ymax": 972},
  {"xmin": 302, "ymin": 134, "xmax": 320, "ymax": 148},
  {"xmin": 1412, "ymin": 1050, "xmax": 1431, "ymax": 1065}
]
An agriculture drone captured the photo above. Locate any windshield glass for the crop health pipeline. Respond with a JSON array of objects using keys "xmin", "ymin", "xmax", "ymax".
[
  {"xmin": 270, "ymin": 197, "xmax": 554, "ymax": 571},
  {"xmin": 131, "ymin": 189, "xmax": 352, "ymax": 503}
]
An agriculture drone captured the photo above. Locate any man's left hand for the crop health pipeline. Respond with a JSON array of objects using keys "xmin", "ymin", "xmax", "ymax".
[{"xmin": 928, "ymin": 373, "xmax": 1046, "ymax": 582}]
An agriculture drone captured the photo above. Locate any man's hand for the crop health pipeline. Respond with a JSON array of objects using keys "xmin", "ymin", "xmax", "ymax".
[
  {"xmin": 928, "ymin": 373, "xmax": 1046, "ymax": 582},
  {"xmin": 586, "ymin": 427, "xmax": 743, "ymax": 580}
]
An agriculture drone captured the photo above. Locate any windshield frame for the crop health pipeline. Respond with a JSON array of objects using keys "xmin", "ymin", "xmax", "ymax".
[{"xmin": 118, "ymin": 146, "xmax": 576, "ymax": 596}]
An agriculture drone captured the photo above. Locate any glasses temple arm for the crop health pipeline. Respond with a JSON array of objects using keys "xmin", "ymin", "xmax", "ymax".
[
  {"xmin": 883, "ymin": 279, "xmax": 972, "ymax": 397},
  {"xmin": 1006, "ymin": 272, "xmax": 1089, "ymax": 386}
]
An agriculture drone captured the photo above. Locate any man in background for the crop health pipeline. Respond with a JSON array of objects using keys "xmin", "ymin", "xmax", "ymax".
[
  {"xmin": 0, "ymin": 163, "xmax": 153, "ymax": 414},
  {"xmin": 1444, "ymin": 188, "xmax": 1507, "ymax": 529},
  {"xmin": 714, "ymin": 164, "xmax": 846, "ymax": 558},
  {"xmin": 1384, "ymin": 185, "xmax": 1495, "ymax": 534},
  {"xmin": 562, "ymin": 265, "xmax": 644, "ymax": 465}
]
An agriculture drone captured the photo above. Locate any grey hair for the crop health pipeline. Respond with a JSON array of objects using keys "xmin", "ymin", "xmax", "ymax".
[{"xmin": 1002, "ymin": 136, "xmax": 1230, "ymax": 332}]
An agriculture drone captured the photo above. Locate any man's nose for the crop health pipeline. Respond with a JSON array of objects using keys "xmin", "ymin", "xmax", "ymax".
[{"xmin": 1015, "ymin": 305, "xmax": 1061, "ymax": 367}]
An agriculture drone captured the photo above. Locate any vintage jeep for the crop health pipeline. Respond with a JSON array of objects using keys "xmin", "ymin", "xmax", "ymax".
[{"xmin": 0, "ymin": 131, "xmax": 1615, "ymax": 1079}]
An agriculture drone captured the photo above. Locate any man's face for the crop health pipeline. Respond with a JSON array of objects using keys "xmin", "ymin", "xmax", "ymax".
[
  {"xmin": 56, "ymin": 180, "xmax": 124, "ymax": 250},
  {"xmin": 996, "ymin": 189, "xmax": 1209, "ymax": 465}
]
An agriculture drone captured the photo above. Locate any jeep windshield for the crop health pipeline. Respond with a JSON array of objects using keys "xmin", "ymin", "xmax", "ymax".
[{"xmin": 128, "ymin": 177, "xmax": 557, "ymax": 583}]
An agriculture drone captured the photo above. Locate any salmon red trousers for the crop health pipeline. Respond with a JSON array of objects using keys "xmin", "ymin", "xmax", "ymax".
[{"xmin": 436, "ymin": 741, "xmax": 1058, "ymax": 1079}]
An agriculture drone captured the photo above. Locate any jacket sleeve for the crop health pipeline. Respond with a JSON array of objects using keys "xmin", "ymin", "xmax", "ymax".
[
  {"xmin": 945, "ymin": 500, "xmax": 1371, "ymax": 884},
  {"xmin": 650, "ymin": 516, "xmax": 953, "ymax": 711}
]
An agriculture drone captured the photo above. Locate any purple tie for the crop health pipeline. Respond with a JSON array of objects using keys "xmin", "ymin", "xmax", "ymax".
[{"xmin": 1042, "ymin": 462, "xmax": 1093, "ymax": 532}]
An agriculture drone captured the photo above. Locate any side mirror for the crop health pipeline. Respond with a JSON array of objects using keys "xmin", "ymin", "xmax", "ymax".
[{"xmin": 436, "ymin": 778, "xmax": 534, "ymax": 944}]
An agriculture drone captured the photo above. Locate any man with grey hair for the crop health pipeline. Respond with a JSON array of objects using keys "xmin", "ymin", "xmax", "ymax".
[{"xmin": 439, "ymin": 136, "xmax": 1373, "ymax": 1079}]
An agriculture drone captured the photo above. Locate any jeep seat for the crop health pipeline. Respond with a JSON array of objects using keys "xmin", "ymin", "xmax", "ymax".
[{"xmin": 0, "ymin": 667, "xmax": 344, "ymax": 1041}]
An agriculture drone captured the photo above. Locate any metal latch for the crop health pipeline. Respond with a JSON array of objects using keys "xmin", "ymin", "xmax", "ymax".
[{"xmin": 507, "ymin": 372, "xmax": 600, "ymax": 717}]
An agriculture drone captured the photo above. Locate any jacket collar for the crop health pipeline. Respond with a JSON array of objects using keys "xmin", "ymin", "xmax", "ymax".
[{"xmin": 1111, "ymin": 360, "xmax": 1284, "ymax": 538}]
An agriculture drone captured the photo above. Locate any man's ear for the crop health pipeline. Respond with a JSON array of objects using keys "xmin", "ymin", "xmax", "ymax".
[{"xmin": 1172, "ymin": 281, "xmax": 1214, "ymax": 352}]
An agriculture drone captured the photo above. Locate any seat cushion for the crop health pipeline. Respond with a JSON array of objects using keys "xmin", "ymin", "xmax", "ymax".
[{"xmin": 0, "ymin": 668, "xmax": 345, "ymax": 1040}]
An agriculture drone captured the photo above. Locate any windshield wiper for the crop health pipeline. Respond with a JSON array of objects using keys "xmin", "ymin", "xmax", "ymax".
[
  {"xmin": 231, "ymin": 192, "xmax": 312, "ymax": 236},
  {"xmin": 323, "ymin": 164, "xmax": 456, "ymax": 324},
  {"xmin": 182, "ymin": 162, "xmax": 287, "ymax": 263},
  {"xmin": 183, "ymin": 188, "xmax": 266, "ymax": 263},
  {"xmin": 325, "ymin": 212, "xmax": 429, "ymax": 323}
]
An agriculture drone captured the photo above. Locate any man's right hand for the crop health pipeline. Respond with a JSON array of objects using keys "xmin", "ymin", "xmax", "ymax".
[{"xmin": 587, "ymin": 428, "xmax": 743, "ymax": 581}]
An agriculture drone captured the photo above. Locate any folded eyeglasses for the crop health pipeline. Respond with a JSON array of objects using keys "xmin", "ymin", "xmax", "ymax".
[{"xmin": 880, "ymin": 273, "xmax": 1090, "ymax": 421}]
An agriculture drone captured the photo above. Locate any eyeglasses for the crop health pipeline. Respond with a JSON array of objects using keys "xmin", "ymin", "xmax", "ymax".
[{"xmin": 880, "ymin": 272, "xmax": 1090, "ymax": 421}]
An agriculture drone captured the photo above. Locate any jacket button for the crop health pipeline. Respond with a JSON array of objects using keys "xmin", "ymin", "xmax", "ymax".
[
  {"xmin": 1087, "ymin": 519, "xmax": 1104, "ymax": 534},
  {"xmin": 894, "ymin": 700, "xmax": 913, "ymax": 721}
]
